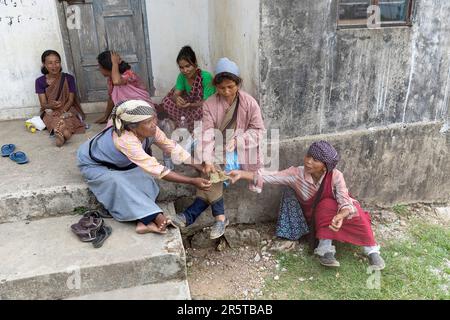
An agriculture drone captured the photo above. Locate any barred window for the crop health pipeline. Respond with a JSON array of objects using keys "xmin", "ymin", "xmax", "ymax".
[{"xmin": 338, "ymin": 0, "xmax": 414, "ymax": 28}]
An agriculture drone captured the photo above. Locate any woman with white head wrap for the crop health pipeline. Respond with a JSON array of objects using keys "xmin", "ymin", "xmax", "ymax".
[{"xmin": 77, "ymin": 100, "xmax": 210, "ymax": 234}]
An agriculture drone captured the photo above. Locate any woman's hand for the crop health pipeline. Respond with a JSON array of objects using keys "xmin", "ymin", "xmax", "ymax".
[
  {"xmin": 192, "ymin": 177, "xmax": 212, "ymax": 191},
  {"xmin": 202, "ymin": 163, "xmax": 216, "ymax": 175},
  {"xmin": 111, "ymin": 51, "xmax": 122, "ymax": 65},
  {"xmin": 329, "ymin": 212, "xmax": 347, "ymax": 232},
  {"xmin": 48, "ymin": 100, "xmax": 63, "ymax": 109},
  {"xmin": 226, "ymin": 170, "xmax": 242, "ymax": 184},
  {"xmin": 176, "ymin": 96, "xmax": 187, "ymax": 108}
]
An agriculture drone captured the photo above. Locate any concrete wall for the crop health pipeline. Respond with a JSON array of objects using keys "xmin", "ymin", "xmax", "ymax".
[
  {"xmin": 146, "ymin": 0, "xmax": 212, "ymax": 97},
  {"xmin": 260, "ymin": 0, "xmax": 450, "ymax": 138},
  {"xmin": 0, "ymin": 0, "xmax": 67, "ymax": 119},
  {"xmin": 178, "ymin": 121, "xmax": 449, "ymax": 228},
  {"xmin": 208, "ymin": 0, "xmax": 261, "ymax": 97}
]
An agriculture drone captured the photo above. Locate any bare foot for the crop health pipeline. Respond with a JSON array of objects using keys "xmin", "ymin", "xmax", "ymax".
[
  {"xmin": 154, "ymin": 213, "xmax": 175, "ymax": 232},
  {"xmin": 55, "ymin": 132, "xmax": 65, "ymax": 147},
  {"xmin": 135, "ymin": 221, "xmax": 167, "ymax": 235}
]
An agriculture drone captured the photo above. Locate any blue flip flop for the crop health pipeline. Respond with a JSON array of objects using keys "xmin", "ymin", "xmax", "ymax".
[
  {"xmin": 1, "ymin": 144, "xmax": 15, "ymax": 157},
  {"xmin": 9, "ymin": 151, "xmax": 29, "ymax": 164}
]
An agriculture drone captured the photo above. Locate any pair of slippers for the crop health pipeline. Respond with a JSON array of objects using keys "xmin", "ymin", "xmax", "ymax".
[
  {"xmin": 1, "ymin": 144, "xmax": 29, "ymax": 164},
  {"xmin": 71, "ymin": 210, "xmax": 112, "ymax": 248}
]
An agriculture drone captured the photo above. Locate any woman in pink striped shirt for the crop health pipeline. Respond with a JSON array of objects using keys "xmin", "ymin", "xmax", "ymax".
[{"xmin": 228, "ymin": 141, "xmax": 385, "ymax": 270}]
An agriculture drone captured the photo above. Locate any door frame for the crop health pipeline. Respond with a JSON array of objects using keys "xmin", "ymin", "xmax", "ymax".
[{"xmin": 55, "ymin": 0, "xmax": 155, "ymax": 101}]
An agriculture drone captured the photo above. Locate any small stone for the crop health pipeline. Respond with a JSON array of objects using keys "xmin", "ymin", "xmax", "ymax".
[
  {"xmin": 275, "ymin": 264, "xmax": 280, "ymax": 270},
  {"xmin": 335, "ymin": 272, "xmax": 340, "ymax": 278},
  {"xmin": 261, "ymin": 246, "xmax": 268, "ymax": 252},
  {"xmin": 269, "ymin": 240, "xmax": 297, "ymax": 252},
  {"xmin": 393, "ymin": 252, "xmax": 399, "ymax": 257},
  {"xmin": 261, "ymin": 240, "xmax": 268, "ymax": 246},
  {"xmin": 187, "ymin": 261, "xmax": 193, "ymax": 267},
  {"xmin": 274, "ymin": 275, "xmax": 279, "ymax": 280},
  {"xmin": 399, "ymin": 220, "xmax": 407, "ymax": 227},
  {"xmin": 298, "ymin": 277, "xmax": 306, "ymax": 282},
  {"xmin": 309, "ymin": 277, "xmax": 314, "ymax": 281},
  {"xmin": 254, "ymin": 253, "xmax": 261, "ymax": 263},
  {"xmin": 281, "ymin": 268, "xmax": 287, "ymax": 272},
  {"xmin": 206, "ymin": 261, "xmax": 210, "ymax": 266}
]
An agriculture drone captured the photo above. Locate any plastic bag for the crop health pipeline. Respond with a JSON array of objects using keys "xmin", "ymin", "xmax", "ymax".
[
  {"xmin": 223, "ymin": 151, "xmax": 241, "ymax": 187},
  {"xmin": 26, "ymin": 116, "xmax": 46, "ymax": 131}
]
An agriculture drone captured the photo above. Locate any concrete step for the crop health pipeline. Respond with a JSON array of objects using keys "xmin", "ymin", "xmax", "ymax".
[
  {"xmin": 0, "ymin": 114, "xmax": 194, "ymax": 224},
  {"xmin": 0, "ymin": 203, "xmax": 189, "ymax": 300},
  {"xmin": 67, "ymin": 279, "xmax": 191, "ymax": 300}
]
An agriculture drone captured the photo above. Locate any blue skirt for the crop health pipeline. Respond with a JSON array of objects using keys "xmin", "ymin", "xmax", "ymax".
[{"xmin": 276, "ymin": 187, "xmax": 310, "ymax": 240}]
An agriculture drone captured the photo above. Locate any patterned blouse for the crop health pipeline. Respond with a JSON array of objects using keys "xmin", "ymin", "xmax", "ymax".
[
  {"xmin": 256, "ymin": 166, "xmax": 358, "ymax": 217},
  {"xmin": 113, "ymin": 126, "xmax": 190, "ymax": 179}
]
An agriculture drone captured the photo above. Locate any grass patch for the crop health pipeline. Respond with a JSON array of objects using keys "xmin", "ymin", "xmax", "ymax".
[
  {"xmin": 261, "ymin": 221, "xmax": 449, "ymax": 300},
  {"xmin": 392, "ymin": 204, "xmax": 409, "ymax": 217},
  {"xmin": 73, "ymin": 206, "xmax": 89, "ymax": 215}
]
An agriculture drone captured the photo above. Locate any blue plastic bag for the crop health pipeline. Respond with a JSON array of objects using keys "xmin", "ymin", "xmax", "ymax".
[{"xmin": 223, "ymin": 151, "xmax": 241, "ymax": 187}]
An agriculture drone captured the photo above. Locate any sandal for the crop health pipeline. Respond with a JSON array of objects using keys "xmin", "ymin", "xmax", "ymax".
[{"xmin": 92, "ymin": 225, "xmax": 112, "ymax": 248}]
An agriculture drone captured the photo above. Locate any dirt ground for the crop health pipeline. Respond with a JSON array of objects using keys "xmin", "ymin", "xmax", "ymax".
[{"xmin": 185, "ymin": 202, "xmax": 449, "ymax": 300}]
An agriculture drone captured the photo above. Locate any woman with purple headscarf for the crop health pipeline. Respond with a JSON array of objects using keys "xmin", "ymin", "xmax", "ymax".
[{"xmin": 228, "ymin": 141, "xmax": 385, "ymax": 270}]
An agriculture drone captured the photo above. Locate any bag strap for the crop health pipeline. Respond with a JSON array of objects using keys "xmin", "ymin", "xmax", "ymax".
[
  {"xmin": 308, "ymin": 171, "xmax": 329, "ymax": 253},
  {"xmin": 219, "ymin": 94, "xmax": 240, "ymax": 134},
  {"xmin": 88, "ymin": 128, "xmax": 138, "ymax": 171}
]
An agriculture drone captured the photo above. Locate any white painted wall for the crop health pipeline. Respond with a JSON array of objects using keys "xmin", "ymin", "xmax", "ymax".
[
  {"xmin": 145, "ymin": 0, "xmax": 212, "ymax": 97},
  {"xmin": 0, "ymin": 0, "xmax": 67, "ymax": 119},
  {"xmin": 208, "ymin": 0, "xmax": 260, "ymax": 98},
  {"xmin": 0, "ymin": 0, "xmax": 261, "ymax": 119}
]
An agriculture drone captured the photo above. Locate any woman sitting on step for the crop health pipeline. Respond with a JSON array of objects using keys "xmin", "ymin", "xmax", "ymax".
[
  {"xmin": 95, "ymin": 50, "xmax": 153, "ymax": 124},
  {"xmin": 227, "ymin": 141, "xmax": 385, "ymax": 270},
  {"xmin": 77, "ymin": 100, "xmax": 211, "ymax": 234},
  {"xmin": 171, "ymin": 58, "xmax": 265, "ymax": 240},
  {"xmin": 156, "ymin": 45, "xmax": 216, "ymax": 133},
  {"xmin": 35, "ymin": 50, "xmax": 86, "ymax": 147}
]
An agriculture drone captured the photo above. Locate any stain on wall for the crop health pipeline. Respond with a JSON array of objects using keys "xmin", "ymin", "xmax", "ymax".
[{"xmin": 260, "ymin": 0, "xmax": 450, "ymax": 138}]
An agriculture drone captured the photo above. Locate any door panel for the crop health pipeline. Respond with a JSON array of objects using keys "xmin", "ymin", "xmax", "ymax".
[{"xmin": 64, "ymin": 0, "xmax": 151, "ymax": 102}]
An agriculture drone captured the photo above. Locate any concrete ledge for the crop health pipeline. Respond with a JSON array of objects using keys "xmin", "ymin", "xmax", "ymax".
[
  {"xmin": 0, "ymin": 203, "xmax": 187, "ymax": 300},
  {"xmin": 0, "ymin": 97, "xmax": 163, "ymax": 121},
  {"xmin": 0, "ymin": 115, "xmax": 194, "ymax": 224},
  {"xmin": 174, "ymin": 121, "xmax": 450, "ymax": 228},
  {"xmin": 67, "ymin": 279, "xmax": 191, "ymax": 300}
]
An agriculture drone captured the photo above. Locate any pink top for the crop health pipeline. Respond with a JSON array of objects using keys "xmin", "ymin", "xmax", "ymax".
[
  {"xmin": 112, "ymin": 126, "xmax": 190, "ymax": 179},
  {"xmin": 108, "ymin": 70, "xmax": 153, "ymax": 106},
  {"xmin": 202, "ymin": 90, "xmax": 265, "ymax": 192},
  {"xmin": 255, "ymin": 166, "xmax": 358, "ymax": 217}
]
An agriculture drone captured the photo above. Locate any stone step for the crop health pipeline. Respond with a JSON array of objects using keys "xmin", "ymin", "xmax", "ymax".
[
  {"xmin": 0, "ymin": 205, "xmax": 188, "ymax": 300},
  {"xmin": 0, "ymin": 115, "xmax": 194, "ymax": 224},
  {"xmin": 67, "ymin": 279, "xmax": 191, "ymax": 300}
]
